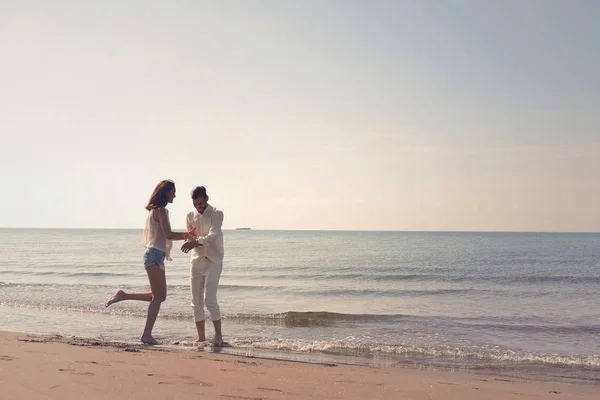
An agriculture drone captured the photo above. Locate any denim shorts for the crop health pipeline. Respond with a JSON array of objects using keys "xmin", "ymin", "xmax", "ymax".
[{"xmin": 144, "ymin": 247, "xmax": 166, "ymax": 270}]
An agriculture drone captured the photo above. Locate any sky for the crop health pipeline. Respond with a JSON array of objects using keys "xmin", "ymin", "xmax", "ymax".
[{"xmin": 1, "ymin": 0, "xmax": 599, "ymax": 231}]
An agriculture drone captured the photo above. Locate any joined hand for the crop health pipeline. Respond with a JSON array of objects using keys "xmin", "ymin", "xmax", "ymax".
[
  {"xmin": 184, "ymin": 228, "xmax": 197, "ymax": 241},
  {"xmin": 181, "ymin": 240, "xmax": 201, "ymax": 253}
]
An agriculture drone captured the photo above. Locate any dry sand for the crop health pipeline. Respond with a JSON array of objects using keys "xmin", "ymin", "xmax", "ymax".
[{"xmin": 0, "ymin": 331, "xmax": 597, "ymax": 399}]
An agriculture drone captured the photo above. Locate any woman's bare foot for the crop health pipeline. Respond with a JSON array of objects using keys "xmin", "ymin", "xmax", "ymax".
[
  {"xmin": 211, "ymin": 335, "xmax": 224, "ymax": 347},
  {"xmin": 105, "ymin": 290, "xmax": 126, "ymax": 308},
  {"xmin": 141, "ymin": 335, "xmax": 159, "ymax": 345}
]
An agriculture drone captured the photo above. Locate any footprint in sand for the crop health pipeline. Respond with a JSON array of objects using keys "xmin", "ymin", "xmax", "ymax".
[
  {"xmin": 75, "ymin": 360, "xmax": 108, "ymax": 366},
  {"xmin": 57, "ymin": 368, "xmax": 94, "ymax": 376},
  {"xmin": 494, "ymin": 378, "xmax": 517, "ymax": 383},
  {"xmin": 179, "ymin": 376, "xmax": 214, "ymax": 387},
  {"xmin": 256, "ymin": 387, "xmax": 283, "ymax": 392},
  {"xmin": 235, "ymin": 360, "xmax": 258, "ymax": 366}
]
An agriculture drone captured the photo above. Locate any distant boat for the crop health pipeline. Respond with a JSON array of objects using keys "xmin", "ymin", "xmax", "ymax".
[{"xmin": 235, "ymin": 227, "xmax": 251, "ymax": 230}]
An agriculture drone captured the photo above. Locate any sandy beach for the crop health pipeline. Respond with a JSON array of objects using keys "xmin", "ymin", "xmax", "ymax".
[{"xmin": 0, "ymin": 331, "xmax": 597, "ymax": 399}]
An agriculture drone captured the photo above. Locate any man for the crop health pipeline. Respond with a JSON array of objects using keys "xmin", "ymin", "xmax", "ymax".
[{"xmin": 181, "ymin": 186, "xmax": 225, "ymax": 346}]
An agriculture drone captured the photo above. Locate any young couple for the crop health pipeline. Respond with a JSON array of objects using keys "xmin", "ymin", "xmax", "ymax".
[{"xmin": 105, "ymin": 180, "xmax": 225, "ymax": 346}]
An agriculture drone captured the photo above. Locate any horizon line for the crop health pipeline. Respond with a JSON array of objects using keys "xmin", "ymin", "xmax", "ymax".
[{"xmin": 0, "ymin": 227, "xmax": 599, "ymax": 234}]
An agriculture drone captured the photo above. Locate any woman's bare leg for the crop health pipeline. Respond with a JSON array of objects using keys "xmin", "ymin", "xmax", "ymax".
[
  {"xmin": 105, "ymin": 290, "xmax": 153, "ymax": 307},
  {"xmin": 140, "ymin": 265, "xmax": 167, "ymax": 345}
]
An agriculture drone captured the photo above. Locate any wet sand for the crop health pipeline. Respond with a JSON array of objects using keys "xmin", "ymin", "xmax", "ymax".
[{"xmin": 0, "ymin": 331, "xmax": 597, "ymax": 399}]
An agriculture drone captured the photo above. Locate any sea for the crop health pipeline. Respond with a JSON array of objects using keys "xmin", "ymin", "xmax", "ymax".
[{"xmin": 1, "ymin": 228, "xmax": 599, "ymax": 384}]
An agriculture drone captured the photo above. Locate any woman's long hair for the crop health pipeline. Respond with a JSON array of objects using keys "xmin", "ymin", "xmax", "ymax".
[{"xmin": 145, "ymin": 180, "xmax": 175, "ymax": 210}]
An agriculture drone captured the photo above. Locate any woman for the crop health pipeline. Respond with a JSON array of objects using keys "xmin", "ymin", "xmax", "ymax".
[{"xmin": 105, "ymin": 179, "xmax": 194, "ymax": 345}]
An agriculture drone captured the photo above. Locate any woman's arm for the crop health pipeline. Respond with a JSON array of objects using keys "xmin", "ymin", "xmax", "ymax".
[
  {"xmin": 156, "ymin": 208, "xmax": 190, "ymax": 241},
  {"xmin": 186, "ymin": 212, "xmax": 198, "ymax": 241}
]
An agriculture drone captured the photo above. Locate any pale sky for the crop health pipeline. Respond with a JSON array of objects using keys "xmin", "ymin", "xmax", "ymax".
[{"xmin": 1, "ymin": 0, "xmax": 599, "ymax": 231}]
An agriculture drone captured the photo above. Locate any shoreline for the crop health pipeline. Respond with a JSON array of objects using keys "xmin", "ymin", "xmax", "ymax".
[
  {"xmin": 2, "ymin": 319, "xmax": 599, "ymax": 386},
  {"xmin": 1, "ymin": 331, "xmax": 598, "ymax": 399}
]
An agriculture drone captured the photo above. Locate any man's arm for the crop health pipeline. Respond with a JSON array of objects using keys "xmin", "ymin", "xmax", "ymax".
[{"xmin": 197, "ymin": 210, "xmax": 223, "ymax": 245}]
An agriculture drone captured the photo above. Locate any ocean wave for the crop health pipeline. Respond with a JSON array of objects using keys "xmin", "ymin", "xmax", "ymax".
[
  {"xmin": 374, "ymin": 274, "xmax": 600, "ymax": 285},
  {"xmin": 229, "ymin": 338, "xmax": 600, "ymax": 368},
  {"xmin": 218, "ymin": 284, "xmax": 286, "ymax": 291},
  {"xmin": 224, "ymin": 311, "xmax": 404, "ymax": 326},
  {"xmin": 5, "ymin": 300, "xmax": 599, "ymax": 335},
  {"xmin": 225, "ymin": 273, "xmax": 433, "ymax": 282},
  {"xmin": 0, "ymin": 302, "xmax": 404, "ymax": 326},
  {"xmin": 5, "ymin": 280, "xmax": 465, "ymax": 296},
  {"xmin": 0, "ymin": 270, "xmax": 136, "ymax": 278},
  {"xmin": 2, "ymin": 300, "xmax": 599, "ymax": 370},
  {"xmin": 495, "ymin": 275, "xmax": 600, "ymax": 284},
  {"xmin": 303, "ymin": 287, "xmax": 476, "ymax": 297},
  {"xmin": 3, "ymin": 268, "xmax": 599, "ymax": 287},
  {"xmin": 0, "ymin": 281, "xmax": 285, "ymax": 292},
  {"xmin": 0, "ymin": 301, "xmax": 192, "ymax": 320},
  {"xmin": 221, "ymin": 273, "xmax": 600, "ymax": 285},
  {"xmin": 460, "ymin": 322, "xmax": 600, "ymax": 334}
]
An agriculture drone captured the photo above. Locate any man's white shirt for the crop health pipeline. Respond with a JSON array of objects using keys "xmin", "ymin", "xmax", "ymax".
[{"xmin": 186, "ymin": 204, "xmax": 224, "ymax": 265}]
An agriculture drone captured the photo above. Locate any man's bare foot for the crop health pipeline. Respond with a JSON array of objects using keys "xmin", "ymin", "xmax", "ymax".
[
  {"xmin": 192, "ymin": 337, "xmax": 206, "ymax": 345},
  {"xmin": 211, "ymin": 336, "xmax": 224, "ymax": 347},
  {"xmin": 141, "ymin": 336, "xmax": 159, "ymax": 345},
  {"xmin": 105, "ymin": 290, "xmax": 126, "ymax": 308}
]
